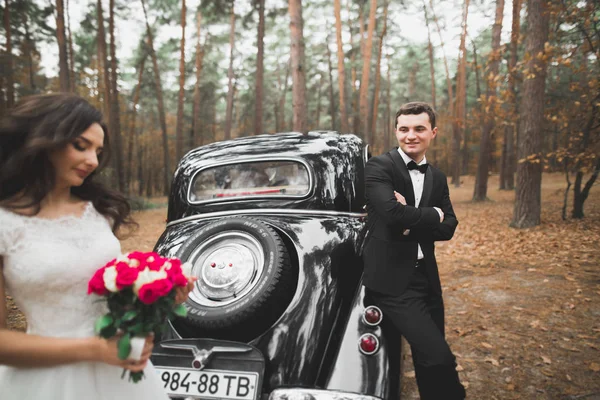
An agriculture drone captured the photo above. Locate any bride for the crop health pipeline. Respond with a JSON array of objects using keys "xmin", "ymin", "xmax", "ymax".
[{"xmin": 0, "ymin": 93, "xmax": 193, "ymax": 399}]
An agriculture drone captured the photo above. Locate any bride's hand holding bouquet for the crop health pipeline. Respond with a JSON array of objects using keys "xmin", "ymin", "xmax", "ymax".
[{"xmin": 88, "ymin": 251, "xmax": 195, "ymax": 382}]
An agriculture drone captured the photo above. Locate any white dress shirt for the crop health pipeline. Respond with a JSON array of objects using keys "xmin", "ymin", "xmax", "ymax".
[{"xmin": 398, "ymin": 148, "xmax": 427, "ymax": 260}]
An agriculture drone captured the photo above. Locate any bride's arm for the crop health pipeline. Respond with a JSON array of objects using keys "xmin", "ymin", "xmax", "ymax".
[{"xmin": 0, "ymin": 257, "xmax": 151, "ymax": 370}]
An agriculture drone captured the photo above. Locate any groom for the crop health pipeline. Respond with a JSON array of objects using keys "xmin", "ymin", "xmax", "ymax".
[{"xmin": 362, "ymin": 102, "xmax": 465, "ymax": 399}]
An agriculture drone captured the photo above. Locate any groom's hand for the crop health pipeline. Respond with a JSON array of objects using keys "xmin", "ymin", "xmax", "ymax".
[{"xmin": 393, "ymin": 191, "xmax": 406, "ymax": 205}]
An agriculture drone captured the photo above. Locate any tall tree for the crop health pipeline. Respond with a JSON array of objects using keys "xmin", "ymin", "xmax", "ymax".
[
  {"xmin": 500, "ymin": 0, "xmax": 522, "ymax": 190},
  {"xmin": 359, "ymin": 0, "xmax": 377, "ymax": 142},
  {"xmin": 192, "ymin": 11, "xmax": 204, "ymax": 147},
  {"xmin": 141, "ymin": 0, "xmax": 170, "ymax": 194},
  {"xmin": 127, "ymin": 54, "xmax": 146, "ymax": 193},
  {"xmin": 108, "ymin": 0, "xmax": 124, "ymax": 192},
  {"xmin": 451, "ymin": 0, "xmax": 469, "ymax": 187},
  {"xmin": 55, "ymin": 0, "xmax": 70, "ymax": 92},
  {"xmin": 254, "ymin": 0, "xmax": 265, "ymax": 135},
  {"xmin": 96, "ymin": 0, "xmax": 111, "ymax": 126},
  {"xmin": 371, "ymin": 0, "xmax": 388, "ymax": 154},
  {"xmin": 326, "ymin": 29, "xmax": 336, "ymax": 130},
  {"xmin": 66, "ymin": 0, "xmax": 75, "ymax": 92},
  {"xmin": 175, "ymin": 0, "xmax": 186, "ymax": 160},
  {"xmin": 275, "ymin": 58, "xmax": 290, "ymax": 132},
  {"xmin": 3, "ymin": 0, "xmax": 14, "ymax": 107},
  {"xmin": 429, "ymin": 0, "xmax": 453, "ymax": 118},
  {"xmin": 288, "ymin": 0, "xmax": 307, "ymax": 133},
  {"xmin": 334, "ymin": 0, "xmax": 349, "ymax": 133},
  {"xmin": 473, "ymin": 0, "xmax": 505, "ymax": 201},
  {"xmin": 511, "ymin": 0, "xmax": 550, "ymax": 228},
  {"xmin": 351, "ymin": 3, "xmax": 364, "ymax": 135},
  {"xmin": 224, "ymin": 3, "xmax": 236, "ymax": 140},
  {"xmin": 423, "ymin": 2, "xmax": 436, "ymax": 109}
]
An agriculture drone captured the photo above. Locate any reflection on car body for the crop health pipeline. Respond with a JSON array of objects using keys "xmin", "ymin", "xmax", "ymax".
[{"xmin": 151, "ymin": 132, "xmax": 402, "ymax": 400}]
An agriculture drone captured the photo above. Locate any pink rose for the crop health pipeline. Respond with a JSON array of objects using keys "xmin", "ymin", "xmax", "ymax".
[
  {"xmin": 88, "ymin": 267, "xmax": 108, "ymax": 295},
  {"xmin": 166, "ymin": 263, "xmax": 188, "ymax": 287},
  {"xmin": 127, "ymin": 251, "xmax": 149, "ymax": 270},
  {"xmin": 138, "ymin": 279, "xmax": 173, "ymax": 304},
  {"xmin": 115, "ymin": 261, "xmax": 139, "ymax": 289},
  {"xmin": 146, "ymin": 255, "xmax": 166, "ymax": 271}
]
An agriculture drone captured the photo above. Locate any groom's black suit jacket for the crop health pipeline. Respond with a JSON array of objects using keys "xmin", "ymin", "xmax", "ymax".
[{"xmin": 362, "ymin": 148, "xmax": 458, "ymax": 296}]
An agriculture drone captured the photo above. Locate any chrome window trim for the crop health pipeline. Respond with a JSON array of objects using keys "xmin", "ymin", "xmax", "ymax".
[
  {"xmin": 166, "ymin": 209, "xmax": 367, "ymax": 228},
  {"xmin": 186, "ymin": 156, "xmax": 315, "ymax": 205}
]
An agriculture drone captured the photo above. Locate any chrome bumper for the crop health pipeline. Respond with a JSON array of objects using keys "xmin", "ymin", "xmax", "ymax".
[{"xmin": 268, "ymin": 388, "xmax": 382, "ymax": 400}]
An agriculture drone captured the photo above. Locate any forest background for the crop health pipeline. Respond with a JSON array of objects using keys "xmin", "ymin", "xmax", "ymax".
[
  {"xmin": 1, "ymin": 0, "xmax": 599, "ymax": 398},
  {"xmin": 0, "ymin": 0, "xmax": 598, "ymax": 225}
]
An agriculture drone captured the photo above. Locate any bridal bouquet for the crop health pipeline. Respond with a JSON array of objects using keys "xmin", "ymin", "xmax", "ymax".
[{"xmin": 88, "ymin": 251, "xmax": 191, "ymax": 383}]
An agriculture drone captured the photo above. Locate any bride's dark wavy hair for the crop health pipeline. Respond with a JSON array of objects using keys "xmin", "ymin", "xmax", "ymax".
[{"xmin": 0, "ymin": 93, "xmax": 134, "ymax": 233}]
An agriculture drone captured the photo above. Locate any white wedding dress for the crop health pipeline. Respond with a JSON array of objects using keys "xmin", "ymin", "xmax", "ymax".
[{"xmin": 0, "ymin": 203, "xmax": 169, "ymax": 400}]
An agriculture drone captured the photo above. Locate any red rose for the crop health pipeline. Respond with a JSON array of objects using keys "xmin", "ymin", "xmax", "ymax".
[
  {"xmin": 88, "ymin": 267, "xmax": 108, "ymax": 295},
  {"xmin": 138, "ymin": 279, "xmax": 174, "ymax": 304},
  {"xmin": 146, "ymin": 255, "xmax": 166, "ymax": 271},
  {"xmin": 115, "ymin": 262, "xmax": 139, "ymax": 289},
  {"xmin": 127, "ymin": 251, "xmax": 148, "ymax": 270},
  {"xmin": 166, "ymin": 263, "xmax": 188, "ymax": 287}
]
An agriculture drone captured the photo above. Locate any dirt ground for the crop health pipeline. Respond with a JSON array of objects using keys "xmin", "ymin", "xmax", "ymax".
[{"xmin": 5, "ymin": 173, "xmax": 599, "ymax": 399}]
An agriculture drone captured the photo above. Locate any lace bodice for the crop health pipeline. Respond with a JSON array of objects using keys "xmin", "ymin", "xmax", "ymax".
[{"xmin": 0, "ymin": 203, "xmax": 121, "ymax": 337}]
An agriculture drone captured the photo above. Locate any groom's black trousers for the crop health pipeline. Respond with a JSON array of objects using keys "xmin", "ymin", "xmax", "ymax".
[{"xmin": 365, "ymin": 264, "xmax": 466, "ymax": 400}]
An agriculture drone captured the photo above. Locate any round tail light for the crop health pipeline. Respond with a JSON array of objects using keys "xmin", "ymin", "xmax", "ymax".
[
  {"xmin": 358, "ymin": 333, "xmax": 380, "ymax": 355},
  {"xmin": 362, "ymin": 305, "xmax": 383, "ymax": 326}
]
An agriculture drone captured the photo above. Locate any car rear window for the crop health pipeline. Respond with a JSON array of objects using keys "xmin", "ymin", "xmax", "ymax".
[{"xmin": 189, "ymin": 160, "xmax": 311, "ymax": 202}]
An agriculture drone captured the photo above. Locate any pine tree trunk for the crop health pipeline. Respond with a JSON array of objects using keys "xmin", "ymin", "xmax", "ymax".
[
  {"xmin": 359, "ymin": 0, "xmax": 377, "ymax": 142},
  {"xmin": 452, "ymin": 0, "xmax": 469, "ymax": 187},
  {"xmin": 141, "ymin": 0, "xmax": 170, "ymax": 194},
  {"xmin": 429, "ymin": 0, "xmax": 453, "ymax": 118},
  {"xmin": 572, "ymin": 104, "xmax": 598, "ymax": 218},
  {"xmin": 97, "ymin": 0, "xmax": 111, "ymax": 132},
  {"xmin": 371, "ymin": 1, "xmax": 388, "ymax": 154},
  {"xmin": 175, "ymin": 0, "xmax": 186, "ymax": 160},
  {"xmin": 23, "ymin": 17, "xmax": 37, "ymax": 92},
  {"xmin": 127, "ymin": 56, "xmax": 145, "ymax": 194},
  {"xmin": 473, "ymin": 0, "xmax": 504, "ymax": 201},
  {"xmin": 326, "ymin": 30, "xmax": 336, "ymax": 131},
  {"xmin": 254, "ymin": 0, "xmax": 265, "ymax": 135},
  {"xmin": 224, "ymin": 4, "xmax": 236, "ymax": 140},
  {"xmin": 276, "ymin": 59, "xmax": 290, "ymax": 132},
  {"xmin": 423, "ymin": 2, "xmax": 436, "ymax": 109},
  {"xmin": 108, "ymin": 0, "xmax": 125, "ymax": 192},
  {"xmin": 3, "ymin": 0, "xmax": 14, "ymax": 107},
  {"xmin": 352, "ymin": 5, "xmax": 364, "ymax": 135},
  {"xmin": 288, "ymin": 0, "xmax": 307, "ymax": 133},
  {"xmin": 315, "ymin": 74, "xmax": 323, "ymax": 128},
  {"xmin": 66, "ymin": 0, "xmax": 76, "ymax": 93},
  {"xmin": 500, "ymin": 0, "xmax": 522, "ymax": 190},
  {"xmin": 334, "ymin": 0, "xmax": 349, "ymax": 133},
  {"xmin": 408, "ymin": 61, "xmax": 418, "ymax": 98},
  {"xmin": 511, "ymin": 0, "xmax": 550, "ymax": 228},
  {"xmin": 56, "ymin": 0, "xmax": 70, "ymax": 92},
  {"xmin": 192, "ymin": 11, "xmax": 204, "ymax": 147}
]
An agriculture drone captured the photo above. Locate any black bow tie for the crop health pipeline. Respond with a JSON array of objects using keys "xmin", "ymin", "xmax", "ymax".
[{"xmin": 407, "ymin": 160, "xmax": 428, "ymax": 173}]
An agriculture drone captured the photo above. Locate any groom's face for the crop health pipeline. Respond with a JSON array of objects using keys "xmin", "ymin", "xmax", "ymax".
[{"xmin": 395, "ymin": 113, "xmax": 437, "ymax": 163}]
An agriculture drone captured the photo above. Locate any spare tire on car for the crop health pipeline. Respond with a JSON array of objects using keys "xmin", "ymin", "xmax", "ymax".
[{"xmin": 173, "ymin": 217, "xmax": 296, "ymax": 340}]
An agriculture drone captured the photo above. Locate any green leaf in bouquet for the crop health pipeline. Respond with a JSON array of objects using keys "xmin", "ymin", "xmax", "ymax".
[
  {"xmin": 173, "ymin": 304, "xmax": 188, "ymax": 317},
  {"xmin": 130, "ymin": 322, "xmax": 146, "ymax": 335},
  {"xmin": 101, "ymin": 325, "xmax": 118, "ymax": 338},
  {"xmin": 94, "ymin": 315, "xmax": 114, "ymax": 335},
  {"xmin": 117, "ymin": 334, "xmax": 132, "ymax": 360},
  {"xmin": 123, "ymin": 310, "xmax": 139, "ymax": 322}
]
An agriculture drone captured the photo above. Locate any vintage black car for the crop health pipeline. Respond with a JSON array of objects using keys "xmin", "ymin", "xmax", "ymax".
[{"xmin": 151, "ymin": 132, "xmax": 402, "ymax": 400}]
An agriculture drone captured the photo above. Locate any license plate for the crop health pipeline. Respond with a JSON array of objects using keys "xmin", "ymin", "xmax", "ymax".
[{"xmin": 156, "ymin": 366, "xmax": 259, "ymax": 399}]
